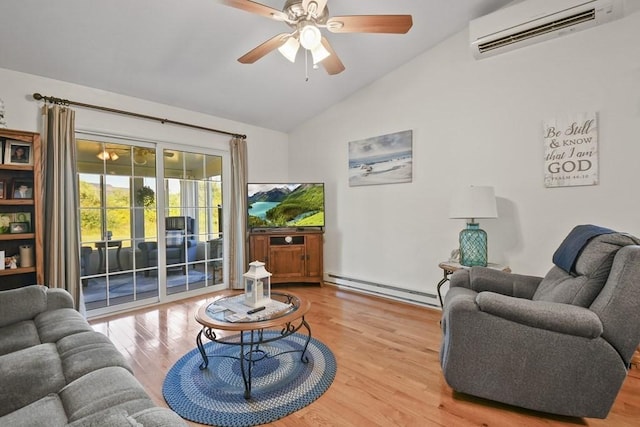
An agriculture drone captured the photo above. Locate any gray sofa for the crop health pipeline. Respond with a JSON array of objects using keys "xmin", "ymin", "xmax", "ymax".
[
  {"xmin": 0, "ymin": 285, "xmax": 186, "ymax": 426},
  {"xmin": 440, "ymin": 227, "xmax": 640, "ymax": 418}
]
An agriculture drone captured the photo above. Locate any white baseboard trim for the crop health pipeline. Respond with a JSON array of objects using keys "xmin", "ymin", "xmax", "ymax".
[{"xmin": 324, "ymin": 272, "xmax": 440, "ymax": 309}]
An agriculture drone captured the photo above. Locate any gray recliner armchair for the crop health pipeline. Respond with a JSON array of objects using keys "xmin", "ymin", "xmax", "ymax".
[{"xmin": 440, "ymin": 225, "xmax": 640, "ymax": 418}]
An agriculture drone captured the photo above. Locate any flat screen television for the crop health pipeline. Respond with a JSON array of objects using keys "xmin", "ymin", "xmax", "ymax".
[{"xmin": 247, "ymin": 183, "xmax": 325, "ymax": 230}]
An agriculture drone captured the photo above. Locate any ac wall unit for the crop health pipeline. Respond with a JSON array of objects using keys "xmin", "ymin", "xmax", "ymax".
[{"xmin": 470, "ymin": 0, "xmax": 624, "ymax": 59}]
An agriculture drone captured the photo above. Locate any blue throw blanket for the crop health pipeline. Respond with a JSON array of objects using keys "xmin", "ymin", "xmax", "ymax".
[{"xmin": 552, "ymin": 225, "xmax": 616, "ymax": 273}]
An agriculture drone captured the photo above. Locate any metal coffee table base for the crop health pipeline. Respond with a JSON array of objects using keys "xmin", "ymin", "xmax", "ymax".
[{"xmin": 196, "ymin": 317, "xmax": 311, "ymax": 399}]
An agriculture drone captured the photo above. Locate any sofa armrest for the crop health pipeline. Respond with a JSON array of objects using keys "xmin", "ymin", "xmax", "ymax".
[
  {"xmin": 476, "ymin": 291, "xmax": 603, "ymax": 338},
  {"xmin": 451, "ymin": 267, "xmax": 542, "ymax": 299},
  {"xmin": 45, "ymin": 287, "xmax": 75, "ymax": 311}
]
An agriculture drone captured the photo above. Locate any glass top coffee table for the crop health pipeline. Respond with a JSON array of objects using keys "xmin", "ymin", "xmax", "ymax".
[{"xmin": 194, "ymin": 290, "xmax": 311, "ymax": 399}]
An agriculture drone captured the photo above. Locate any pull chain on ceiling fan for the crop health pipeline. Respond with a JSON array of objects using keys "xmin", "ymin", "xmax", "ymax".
[{"xmin": 220, "ymin": 0, "xmax": 413, "ymax": 75}]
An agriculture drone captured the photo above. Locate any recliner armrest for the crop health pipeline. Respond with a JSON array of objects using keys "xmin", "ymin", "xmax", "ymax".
[
  {"xmin": 476, "ymin": 291, "xmax": 603, "ymax": 338},
  {"xmin": 451, "ymin": 267, "xmax": 543, "ymax": 299}
]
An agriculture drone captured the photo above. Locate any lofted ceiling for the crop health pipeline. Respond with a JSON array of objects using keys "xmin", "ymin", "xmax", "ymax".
[{"xmin": 0, "ymin": 0, "xmax": 511, "ymax": 133}]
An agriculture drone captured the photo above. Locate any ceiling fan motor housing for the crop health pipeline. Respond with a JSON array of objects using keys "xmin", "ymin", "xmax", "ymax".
[{"xmin": 284, "ymin": 0, "xmax": 329, "ymax": 26}]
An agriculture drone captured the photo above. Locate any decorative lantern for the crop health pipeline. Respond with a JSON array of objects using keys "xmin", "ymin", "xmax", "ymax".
[{"xmin": 243, "ymin": 261, "xmax": 272, "ymax": 308}]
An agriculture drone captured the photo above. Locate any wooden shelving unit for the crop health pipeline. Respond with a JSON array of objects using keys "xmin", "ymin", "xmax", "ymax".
[{"xmin": 0, "ymin": 128, "xmax": 43, "ymax": 290}]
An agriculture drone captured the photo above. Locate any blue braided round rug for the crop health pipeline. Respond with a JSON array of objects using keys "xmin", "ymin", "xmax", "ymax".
[{"xmin": 163, "ymin": 332, "xmax": 336, "ymax": 426}]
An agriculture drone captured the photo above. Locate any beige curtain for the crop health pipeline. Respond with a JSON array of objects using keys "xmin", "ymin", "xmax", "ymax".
[
  {"xmin": 41, "ymin": 105, "xmax": 83, "ymax": 310},
  {"xmin": 229, "ymin": 136, "xmax": 248, "ymax": 289}
]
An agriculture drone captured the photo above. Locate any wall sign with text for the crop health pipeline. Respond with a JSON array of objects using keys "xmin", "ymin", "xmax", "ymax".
[{"xmin": 543, "ymin": 113, "xmax": 598, "ymax": 188}]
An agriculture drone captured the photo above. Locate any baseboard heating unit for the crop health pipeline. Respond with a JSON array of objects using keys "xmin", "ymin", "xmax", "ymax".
[{"xmin": 325, "ymin": 273, "xmax": 439, "ymax": 308}]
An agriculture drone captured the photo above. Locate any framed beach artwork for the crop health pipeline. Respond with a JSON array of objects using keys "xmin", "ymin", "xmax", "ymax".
[{"xmin": 348, "ymin": 130, "xmax": 413, "ymax": 187}]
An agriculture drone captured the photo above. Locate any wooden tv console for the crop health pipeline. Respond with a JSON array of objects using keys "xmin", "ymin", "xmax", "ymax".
[{"xmin": 249, "ymin": 230, "xmax": 323, "ymax": 286}]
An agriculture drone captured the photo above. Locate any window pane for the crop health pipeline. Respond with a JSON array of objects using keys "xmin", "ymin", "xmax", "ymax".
[
  {"xmin": 79, "ymin": 208, "xmax": 102, "ymax": 242},
  {"xmin": 105, "ymin": 208, "xmax": 131, "ymax": 241},
  {"xmin": 105, "ymin": 176, "xmax": 130, "ymax": 208},
  {"xmin": 78, "ymin": 173, "xmax": 102, "ymax": 208},
  {"xmin": 133, "ymin": 147, "xmax": 156, "ymax": 177},
  {"xmin": 166, "ymin": 178, "xmax": 181, "ymax": 210},
  {"xmin": 105, "ymin": 143, "xmax": 132, "ymax": 176},
  {"xmin": 205, "ymin": 155, "xmax": 222, "ymax": 179},
  {"xmin": 185, "ymin": 152, "xmax": 205, "ymax": 180},
  {"xmin": 77, "ymin": 140, "xmax": 105, "ymax": 174}
]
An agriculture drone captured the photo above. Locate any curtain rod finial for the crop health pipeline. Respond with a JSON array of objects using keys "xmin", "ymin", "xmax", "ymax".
[{"xmin": 33, "ymin": 93, "xmax": 44, "ymax": 101}]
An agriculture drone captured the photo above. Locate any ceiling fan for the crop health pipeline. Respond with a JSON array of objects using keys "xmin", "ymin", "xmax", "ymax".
[
  {"xmin": 132, "ymin": 148, "xmax": 176, "ymax": 166},
  {"xmin": 96, "ymin": 147, "xmax": 174, "ymax": 165},
  {"xmin": 220, "ymin": 0, "xmax": 413, "ymax": 75}
]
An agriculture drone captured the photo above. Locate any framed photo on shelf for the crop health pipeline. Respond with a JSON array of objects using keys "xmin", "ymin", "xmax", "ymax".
[
  {"xmin": 0, "ymin": 179, "xmax": 5, "ymax": 199},
  {"xmin": 0, "ymin": 213, "xmax": 11, "ymax": 234},
  {"xmin": 11, "ymin": 179, "xmax": 33, "ymax": 199},
  {"xmin": 14, "ymin": 212, "xmax": 31, "ymax": 231},
  {"xmin": 9, "ymin": 222, "xmax": 29, "ymax": 234},
  {"xmin": 4, "ymin": 140, "xmax": 33, "ymax": 166}
]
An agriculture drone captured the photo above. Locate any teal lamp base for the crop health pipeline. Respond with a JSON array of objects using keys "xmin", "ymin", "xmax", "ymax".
[{"xmin": 459, "ymin": 222, "xmax": 488, "ymax": 267}]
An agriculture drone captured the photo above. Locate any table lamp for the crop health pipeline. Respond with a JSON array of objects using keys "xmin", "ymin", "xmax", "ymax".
[{"xmin": 449, "ymin": 186, "xmax": 498, "ymax": 267}]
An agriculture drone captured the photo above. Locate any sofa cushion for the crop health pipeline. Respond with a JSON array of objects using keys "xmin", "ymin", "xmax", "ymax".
[
  {"xmin": 60, "ymin": 366, "xmax": 153, "ymax": 423},
  {"xmin": 0, "ymin": 285, "xmax": 47, "ymax": 328},
  {"xmin": 0, "ymin": 343, "xmax": 66, "ymax": 417},
  {"xmin": 67, "ymin": 409, "xmax": 142, "ymax": 427},
  {"xmin": 35, "ymin": 308, "xmax": 94, "ymax": 343},
  {"xmin": 0, "ymin": 320, "xmax": 40, "ymax": 356},
  {"xmin": 57, "ymin": 331, "xmax": 132, "ymax": 383},
  {"xmin": 0, "ymin": 393, "xmax": 68, "ymax": 427}
]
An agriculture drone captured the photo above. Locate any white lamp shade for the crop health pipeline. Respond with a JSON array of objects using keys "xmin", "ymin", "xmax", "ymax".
[
  {"xmin": 449, "ymin": 186, "xmax": 498, "ymax": 220},
  {"xmin": 278, "ymin": 37, "xmax": 300, "ymax": 63},
  {"xmin": 310, "ymin": 42, "xmax": 330, "ymax": 64},
  {"xmin": 299, "ymin": 24, "xmax": 322, "ymax": 50}
]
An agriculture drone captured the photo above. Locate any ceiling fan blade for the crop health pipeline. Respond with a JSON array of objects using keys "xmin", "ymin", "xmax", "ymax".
[
  {"xmin": 219, "ymin": 0, "xmax": 288, "ymax": 21},
  {"xmin": 320, "ymin": 37, "xmax": 345, "ymax": 75},
  {"xmin": 302, "ymin": 0, "xmax": 327, "ymax": 17},
  {"xmin": 238, "ymin": 33, "xmax": 289, "ymax": 64},
  {"xmin": 327, "ymin": 15, "xmax": 413, "ymax": 34}
]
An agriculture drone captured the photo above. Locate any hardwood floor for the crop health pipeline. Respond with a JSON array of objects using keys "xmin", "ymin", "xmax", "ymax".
[{"xmin": 90, "ymin": 284, "xmax": 640, "ymax": 426}]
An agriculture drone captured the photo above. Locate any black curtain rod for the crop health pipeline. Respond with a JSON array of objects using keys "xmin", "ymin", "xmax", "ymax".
[{"xmin": 32, "ymin": 93, "xmax": 246, "ymax": 139}]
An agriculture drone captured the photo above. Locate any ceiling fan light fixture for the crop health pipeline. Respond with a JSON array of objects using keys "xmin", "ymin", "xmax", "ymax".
[
  {"xmin": 311, "ymin": 42, "xmax": 330, "ymax": 64},
  {"xmin": 97, "ymin": 150, "xmax": 119, "ymax": 161},
  {"xmin": 133, "ymin": 148, "xmax": 149, "ymax": 165},
  {"xmin": 278, "ymin": 37, "xmax": 300, "ymax": 62},
  {"xmin": 299, "ymin": 23, "xmax": 321, "ymax": 50}
]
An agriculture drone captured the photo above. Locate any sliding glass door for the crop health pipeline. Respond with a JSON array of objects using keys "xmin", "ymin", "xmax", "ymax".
[
  {"xmin": 77, "ymin": 135, "xmax": 225, "ymax": 314},
  {"xmin": 153, "ymin": 148, "xmax": 224, "ymax": 296}
]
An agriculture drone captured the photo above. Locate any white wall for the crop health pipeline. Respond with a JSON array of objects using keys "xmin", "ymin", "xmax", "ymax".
[
  {"xmin": 0, "ymin": 68, "xmax": 289, "ymax": 180},
  {"xmin": 288, "ymin": 8, "xmax": 640, "ymax": 299},
  {"xmin": 3, "ymin": 6, "xmax": 639, "ymax": 303}
]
